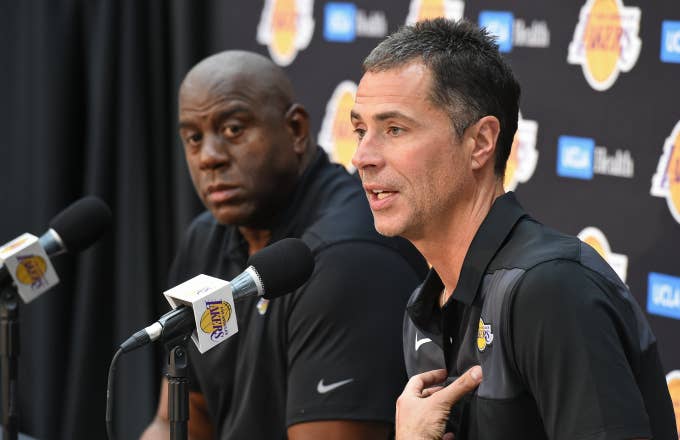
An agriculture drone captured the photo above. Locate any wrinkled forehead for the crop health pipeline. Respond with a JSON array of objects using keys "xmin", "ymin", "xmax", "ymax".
[
  {"xmin": 353, "ymin": 63, "xmax": 436, "ymax": 115},
  {"xmin": 179, "ymin": 71, "xmax": 270, "ymax": 107}
]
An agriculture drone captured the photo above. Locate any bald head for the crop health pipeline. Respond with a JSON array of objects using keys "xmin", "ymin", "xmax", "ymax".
[
  {"xmin": 177, "ymin": 50, "xmax": 313, "ymax": 228},
  {"xmin": 180, "ymin": 51, "xmax": 295, "ymax": 112}
]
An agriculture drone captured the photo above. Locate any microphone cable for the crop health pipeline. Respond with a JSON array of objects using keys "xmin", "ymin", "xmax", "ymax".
[{"xmin": 105, "ymin": 347, "xmax": 123, "ymax": 440}]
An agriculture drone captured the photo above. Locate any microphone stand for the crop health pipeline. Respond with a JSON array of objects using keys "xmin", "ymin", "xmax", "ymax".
[
  {"xmin": 164, "ymin": 336, "xmax": 191, "ymax": 440},
  {"xmin": 0, "ymin": 285, "xmax": 20, "ymax": 440}
]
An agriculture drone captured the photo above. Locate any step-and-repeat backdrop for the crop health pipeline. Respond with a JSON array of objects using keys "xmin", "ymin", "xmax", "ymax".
[{"xmin": 198, "ymin": 0, "xmax": 679, "ymax": 428}]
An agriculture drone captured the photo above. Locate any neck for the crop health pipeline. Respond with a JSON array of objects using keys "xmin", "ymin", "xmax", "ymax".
[
  {"xmin": 413, "ymin": 181, "xmax": 505, "ymax": 305},
  {"xmin": 297, "ymin": 142, "xmax": 315, "ymax": 176},
  {"xmin": 238, "ymin": 227, "xmax": 272, "ymax": 256}
]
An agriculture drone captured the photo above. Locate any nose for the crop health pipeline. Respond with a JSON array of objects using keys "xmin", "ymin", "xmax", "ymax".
[
  {"xmin": 351, "ymin": 132, "xmax": 384, "ymax": 175},
  {"xmin": 199, "ymin": 133, "xmax": 229, "ymax": 171}
]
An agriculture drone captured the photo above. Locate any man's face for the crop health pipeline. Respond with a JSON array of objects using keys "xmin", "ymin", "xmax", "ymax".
[
  {"xmin": 179, "ymin": 76, "xmax": 300, "ymax": 227},
  {"xmin": 351, "ymin": 62, "xmax": 473, "ymax": 240}
]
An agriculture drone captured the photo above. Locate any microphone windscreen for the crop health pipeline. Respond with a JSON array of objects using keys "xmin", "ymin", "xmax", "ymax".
[
  {"xmin": 247, "ymin": 238, "xmax": 314, "ymax": 299},
  {"xmin": 49, "ymin": 196, "xmax": 112, "ymax": 253}
]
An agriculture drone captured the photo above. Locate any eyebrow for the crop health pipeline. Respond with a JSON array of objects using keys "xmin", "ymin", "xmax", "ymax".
[
  {"xmin": 178, "ymin": 106, "xmax": 252, "ymax": 130},
  {"xmin": 350, "ymin": 110, "xmax": 418, "ymax": 125}
]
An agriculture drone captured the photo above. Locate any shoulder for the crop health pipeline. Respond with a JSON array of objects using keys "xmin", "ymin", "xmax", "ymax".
[
  {"xmin": 489, "ymin": 217, "xmax": 581, "ymax": 272},
  {"xmin": 298, "ymin": 166, "xmax": 427, "ymax": 276},
  {"xmin": 506, "ymin": 257, "xmax": 644, "ymax": 351},
  {"xmin": 511, "ymin": 259, "xmax": 608, "ymax": 314},
  {"xmin": 305, "ymin": 239, "xmax": 426, "ymax": 294}
]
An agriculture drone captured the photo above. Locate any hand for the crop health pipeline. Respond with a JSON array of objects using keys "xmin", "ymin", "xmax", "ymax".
[{"xmin": 395, "ymin": 366, "xmax": 482, "ymax": 440}]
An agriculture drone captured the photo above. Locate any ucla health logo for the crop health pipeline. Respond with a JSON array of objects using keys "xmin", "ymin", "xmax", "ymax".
[
  {"xmin": 661, "ymin": 21, "xmax": 680, "ymax": 63},
  {"xmin": 567, "ymin": 0, "xmax": 641, "ymax": 91},
  {"xmin": 478, "ymin": 11, "xmax": 551, "ymax": 53},
  {"xmin": 504, "ymin": 112, "xmax": 538, "ymax": 191},
  {"xmin": 257, "ymin": 0, "xmax": 315, "ymax": 66},
  {"xmin": 405, "ymin": 0, "xmax": 464, "ymax": 25},
  {"xmin": 557, "ymin": 135, "xmax": 634, "ymax": 180},
  {"xmin": 647, "ymin": 272, "xmax": 680, "ymax": 320},
  {"xmin": 577, "ymin": 227, "xmax": 628, "ymax": 282},
  {"xmin": 318, "ymin": 81, "xmax": 358, "ymax": 171},
  {"xmin": 479, "ymin": 11, "xmax": 514, "ymax": 52},
  {"xmin": 323, "ymin": 2, "xmax": 387, "ymax": 42},
  {"xmin": 324, "ymin": 3, "xmax": 356, "ymax": 42},
  {"xmin": 557, "ymin": 136, "xmax": 595, "ymax": 179},
  {"xmin": 651, "ymin": 120, "xmax": 680, "ymax": 224}
]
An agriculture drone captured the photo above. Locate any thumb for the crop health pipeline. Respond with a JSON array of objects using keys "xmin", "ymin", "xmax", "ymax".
[
  {"xmin": 403, "ymin": 369, "xmax": 449, "ymax": 396},
  {"xmin": 434, "ymin": 365, "xmax": 482, "ymax": 406}
]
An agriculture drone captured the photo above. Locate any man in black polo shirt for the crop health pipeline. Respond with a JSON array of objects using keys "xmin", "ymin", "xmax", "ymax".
[
  {"xmin": 141, "ymin": 50, "xmax": 427, "ymax": 439},
  {"xmin": 351, "ymin": 18, "xmax": 677, "ymax": 440}
]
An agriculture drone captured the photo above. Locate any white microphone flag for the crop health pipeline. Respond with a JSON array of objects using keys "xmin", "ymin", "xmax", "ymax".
[{"xmin": 163, "ymin": 274, "xmax": 239, "ymax": 353}]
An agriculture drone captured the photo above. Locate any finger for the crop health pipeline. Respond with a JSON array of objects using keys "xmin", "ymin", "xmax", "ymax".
[
  {"xmin": 419, "ymin": 385, "xmax": 444, "ymax": 398},
  {"xmin": 435, "ymin": 365, "xmax": 482, "ymax": 406},
  {"xmin": 403, "ymin": 369, "xmax": 448, "ymax": 395}
]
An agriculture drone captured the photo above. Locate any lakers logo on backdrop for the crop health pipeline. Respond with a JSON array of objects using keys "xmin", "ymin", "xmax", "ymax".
[
  {"xmin": 504, "ymin": 112, "xmax": 539, "ymax": 191},
  {"xmin": 477, "ymin": 318, "xmax": 494, "ymax": 352},
  {"xmin": 651, "ymin": 120, "xmax": 680, "ymax": 224},
  {"xmin": 405, "ymin": 0, "xmax": 464, "ymax": 25},
  {"xmin": 667, "ymin": 370, "xmax": 680, "ymax": 435},
  {"xmin": 578, "ymin": 227, "xmax": 628, "ymax": 282},
  {"xmin": 319, "ymin": 81, "xmax": 358, "ymax": 171},
  {"xmin": 200, "ymin": 300, "xmax": 233, "ymax": 341},
  {"xmin": 257, "ymin": 0, "xmax": 315, "ymax": 67},
  {"xmin": 567, "ymin": 0, "xmax": 641, "ymax": 91}
]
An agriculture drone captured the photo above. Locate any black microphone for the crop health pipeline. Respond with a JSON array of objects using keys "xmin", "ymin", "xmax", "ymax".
[
  {"xmin": 0, "ymin": 196, "xmax": 112, "ymax": 289},
  {"xmin": 120, "ymin": 238, "xmax": 314, "ymax": 353}
]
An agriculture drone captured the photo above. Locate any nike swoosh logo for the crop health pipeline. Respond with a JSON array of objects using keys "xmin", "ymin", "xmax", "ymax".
[
  {"xmin": 415, "ymin": 333, "xmax": 432, "ymax": 351},
  {"xmin": 317, "ymin": 378, "xmax": 354, "ymax": 394}
]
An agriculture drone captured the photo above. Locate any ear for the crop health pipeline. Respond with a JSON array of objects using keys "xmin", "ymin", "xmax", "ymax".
[
  {"xmin": 469, "ymin": 116, "xmax": 500, "ymax": 171},
  {"xmin": 284, "ymin": 103, "xmax": 310, "ymax": 155}
]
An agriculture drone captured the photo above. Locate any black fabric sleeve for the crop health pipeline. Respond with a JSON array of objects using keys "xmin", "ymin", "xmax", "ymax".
[
  {"xmin": 285, "ymin": 240, "xmax": 423, "ymax": 426},
  {"xmin": 509, "ymin": 259, "xmax": 652, "ymax": 440}
]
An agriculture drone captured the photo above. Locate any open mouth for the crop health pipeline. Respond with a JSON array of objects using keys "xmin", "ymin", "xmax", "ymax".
[{"xmin": 371, "ymin": 189, "xmax": 396, "ymax": 200}]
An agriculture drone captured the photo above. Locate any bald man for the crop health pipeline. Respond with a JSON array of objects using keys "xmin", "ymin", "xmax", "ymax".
[{"xmin": 140, "ymin": 51, "xmax": 427, "ymax": 439}]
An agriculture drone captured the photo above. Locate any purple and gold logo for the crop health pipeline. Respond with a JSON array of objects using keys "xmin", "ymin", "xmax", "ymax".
[
  {"xmin": 405, "ymin": 0, "xmax": 464, "ymax": 24},
  {"xmin": 578, "ymin": 227, "xmax": 628, "ymax": 282},
  {"xmin": 567, "ymin": 0, "xmax": 641, "ymax": 91},
  {"xmin": 257, "ymin": 0, "xmax": 315, "ymax": 67},
  {"xmin": 667, "ymin": 371, "xmax": 680, "ymax": 437},
  {"xmin": 319, "ymin": 80, "xmax": 358, "ymax": 171},
  {"xmin": 15, "ymin": 255, "xmax": 49, "ymax": 289},
  {"xmin": 477, "ymin": 318, "xmax": 494, "ymax": 352},
  {"xmin": 504, "ymin": 112, "xmax": 539, "ymax": 191},
  {"xmin": 200, "ymin": 300, "xmax": 232, "ymax": 341},
  {"xmin": 651, "ymin": 120, "xmax": 680, "ymax": 224}
]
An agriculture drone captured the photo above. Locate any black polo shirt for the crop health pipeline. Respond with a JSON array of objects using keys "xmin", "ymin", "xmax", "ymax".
[
  {"xmin": 403, "ymin": 192, "xmax": 677, "ymax": 439},
  {"xmin": 170, "ymin": 148, "xmax": 428, "ymax": 439}
]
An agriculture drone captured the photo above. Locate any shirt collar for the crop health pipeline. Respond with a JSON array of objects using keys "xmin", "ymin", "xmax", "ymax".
[
  {"xmin": 452, "ymin": 191, "xmax": 527, "ymax": 305},
  {"xmin": 407, "ymin": 192, "xmax": 527, "ymax": 329}
]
